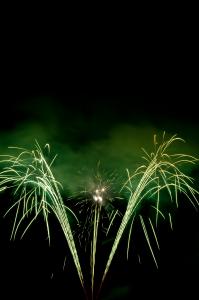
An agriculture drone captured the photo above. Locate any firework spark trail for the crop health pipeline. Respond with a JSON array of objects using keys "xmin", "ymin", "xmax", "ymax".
[
  {"xmin": 73, "ymin": 181, "xmax": 121, "ymax": 299},
  {"xmin": 100, "ymin": 134, "xmax": 199, "ymax": 290},
  {"xmin": 91, "ymin": 202, "xmax": 101, "ymax": 299},
  {"xmin": 72, "ymin": 168, "xmax": 122, "ymax": 240},
  {"xmin": 0, "ymin": 135, "xmax": 198, "ymax": 300},
  {"xmin": 91, "ymin": 188, "xmax": 104, "ymax": 298},
  {"xmin": 0, "ymin": 143, "xmax": 85, "ymax": 292}
]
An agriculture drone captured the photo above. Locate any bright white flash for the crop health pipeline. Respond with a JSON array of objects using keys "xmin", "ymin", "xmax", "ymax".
[
  {"xmin": 98, "ymin": 196, "xmax": 102, "ymax": 202},
  {"xmin": 93, "ymin": 195, "xmax": 98, "ymax": 201},
  {"xmin": 93, "ymin": 187, "xmax": 105, "ymax": 203}
]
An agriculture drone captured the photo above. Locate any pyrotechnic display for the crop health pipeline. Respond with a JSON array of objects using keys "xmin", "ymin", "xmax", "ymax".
[
  {"xmin": 1, "ymin": 14, "xmax": 199, "ymax": 297},
  {"xmin": 0, "ymin": 125, "xmax": 198, "ymax": 299}
]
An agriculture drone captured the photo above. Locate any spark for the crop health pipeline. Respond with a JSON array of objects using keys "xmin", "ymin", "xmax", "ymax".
[
  {"xmin": 92, "ymin": 187, "xmax": 105, "ymax": 204},
  {"xmin": 100, "ymin": 134, "xmax": 199, "ymax": 289},
  {"xmin": 93, "ymin": 195, "xmax": 98, "ymax": 202},
  {"xmin": 0, "ymin": 142, "xmax": 85, "ymax": 292},
  {"xmin": 72, "ymin": 175, "xmax": 122, "ymax": 299},
  {"xmin": 0, "ymin": 134, "xmax": 198, "ymax": 300}
]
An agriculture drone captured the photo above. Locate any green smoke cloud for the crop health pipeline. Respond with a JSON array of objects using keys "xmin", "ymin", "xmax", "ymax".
[{"xmin": 0, "ymin": 96, "xmax": 198, "ymax": 194}]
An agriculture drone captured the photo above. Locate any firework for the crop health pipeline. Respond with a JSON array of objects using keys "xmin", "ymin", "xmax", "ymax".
[
  {"xmin": 0, "ymin": 134, "xmax": 198, "ymax": 300},
  {"xmin": 0, "ymin": 142, "xmax": 85, "ymax": 292},
  {"xmin": 70, "ymin": 169, "xmax": 123, "ymax": 299},
  {"xmin": 100, "ymin": 134, "xmax": 199, "ymax": 289}
]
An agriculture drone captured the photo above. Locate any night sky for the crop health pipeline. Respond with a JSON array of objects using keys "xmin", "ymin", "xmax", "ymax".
[{"xmin": 0, "ymin": 31, "xmax": 199, "ymax": 299}]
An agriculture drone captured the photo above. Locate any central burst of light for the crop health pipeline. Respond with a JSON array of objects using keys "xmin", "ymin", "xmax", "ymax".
[{"xmin": 92, "ymin": 187, "xmax": 105, "ymax": 203}]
